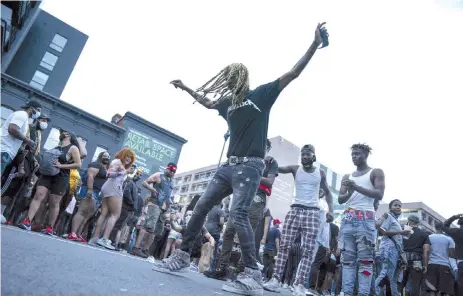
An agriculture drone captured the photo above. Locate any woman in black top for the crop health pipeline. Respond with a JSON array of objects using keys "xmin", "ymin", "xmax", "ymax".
[
  {"xmin": 20, "ymin": 129, "xmax": 81, "ymax": 235},
  {"xmin": 66, "ymin": 151, "xmax": 110, "ymax": 242}
]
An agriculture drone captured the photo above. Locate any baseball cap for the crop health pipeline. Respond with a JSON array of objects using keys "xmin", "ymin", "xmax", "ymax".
[
  {"xmin": 273, "ymin": 219, "xmax": 281, "ymax": 225},
  {"xmin": 21, "ymin": 100, "xmax": 42, "ymax": 110},
  {"xmin": 407, "ymin": 215, "xmax": 420, "ymax": 224},
  {"xmin": 301, "ymin": 144, "xmax": 315, "ymax": 154}
]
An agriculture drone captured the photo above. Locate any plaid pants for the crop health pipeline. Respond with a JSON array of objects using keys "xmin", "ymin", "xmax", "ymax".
[{"xmin": 273, "ymin": 206, "xmax": 320, "ymax": 286}]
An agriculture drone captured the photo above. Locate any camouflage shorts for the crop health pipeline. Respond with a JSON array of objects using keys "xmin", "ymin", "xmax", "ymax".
[{"xmin": 142, "ymin": 204, "xmax": 161, "ymax": 233}]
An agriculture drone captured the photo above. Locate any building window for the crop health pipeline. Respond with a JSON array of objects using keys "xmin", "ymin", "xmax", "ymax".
[
  {"xmin": 1, "ymin": 105, "xmax": 14, "ymax": 126},
  {"xmin": 43, "ymin": 127, "xmax": 61, "ymax": 150},
  {"xmin": 50, "ymin": 34, "xmax": 67, "ymax": 52},
  {"xmin": 92, "ymin": 146, "xmax": 108, "ymax": 162},
  {"xmin": 39, "ymin": 51, "xmax": 58, "ymax": 71},
  {"xmin": 183, "ymin": 175, "xmax": 191, "ymax": 183},
  {"xmin": 180, "ymin": 185, "xmax": 189, "ymax": 193},
  {"xmin": 29, "ymin": 70, "xmax": 49, "ymax": 90}
]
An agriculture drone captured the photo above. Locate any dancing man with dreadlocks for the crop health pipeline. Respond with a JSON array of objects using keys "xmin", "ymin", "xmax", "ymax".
[
  {"xmin": 153, "ymin": 22, "xmax": 329, "ymax": 296},
  {"xmin": 338, "ymin": 144, "xmax": 385, "ymax": 296}
]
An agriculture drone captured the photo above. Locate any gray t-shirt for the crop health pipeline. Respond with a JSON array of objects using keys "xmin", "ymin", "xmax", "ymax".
[
  {"xmin": 428, "ymin": 233, "xmax": 455, "ymax": 268},
  {"xmin": 379, "ymin": 213, "xmax": 403, "ymax": 251}
]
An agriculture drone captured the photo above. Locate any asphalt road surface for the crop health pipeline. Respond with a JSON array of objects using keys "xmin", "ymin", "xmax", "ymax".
[{"xmin": 1, "ymin": 226, "xmax": 288, "ymax": 296}]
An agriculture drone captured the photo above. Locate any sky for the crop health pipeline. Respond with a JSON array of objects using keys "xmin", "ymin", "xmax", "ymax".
[{"xmin": 40, "ymin": 0, "xmax": 463, "ymax": 218}]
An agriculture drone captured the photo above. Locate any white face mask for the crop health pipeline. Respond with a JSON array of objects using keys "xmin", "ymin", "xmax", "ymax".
[{"xmin": 39, "ymin": 122, "xmax": 48, "ymax": 130}]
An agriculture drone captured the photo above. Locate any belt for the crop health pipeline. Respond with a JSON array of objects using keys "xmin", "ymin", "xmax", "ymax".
[{"xmin": 227, "ymin": 156, "xmax": 264, "ymax": 166}]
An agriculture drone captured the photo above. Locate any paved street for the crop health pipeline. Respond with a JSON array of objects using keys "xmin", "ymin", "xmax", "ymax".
[{"xmin": 1, "ymin": 226, "xmax": 287, "ymax": 296}]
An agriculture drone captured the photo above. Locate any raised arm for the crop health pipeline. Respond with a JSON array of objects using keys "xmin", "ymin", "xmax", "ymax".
[
  {"xmin": 170, "ymin": 80, "xmax": 219, "ymax": 109},
  {"xmin": 278, "ymin": 23, "xmax": 327, "ymax": 92},
  {"xmin": 278, "ymin": 165, "xmax": 298, "ymax": 178}
]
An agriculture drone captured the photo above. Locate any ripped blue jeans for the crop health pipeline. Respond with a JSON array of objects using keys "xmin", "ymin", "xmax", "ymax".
[
  {"xmin": 375, "ymin": 245, "xmax": 401, "ymax": 296},
  {"xmin": 339, "ymin": 209, "xmax": 377, "ymax": 296}
]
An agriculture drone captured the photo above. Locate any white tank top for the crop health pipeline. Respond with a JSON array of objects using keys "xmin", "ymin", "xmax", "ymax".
[
  {"xmin": 346, "ymin": 169, "xmax": 375, "ymax": 211},
  {"xmin": 294, "ymin": 165, "xmax": 321, "ymax": 208}
]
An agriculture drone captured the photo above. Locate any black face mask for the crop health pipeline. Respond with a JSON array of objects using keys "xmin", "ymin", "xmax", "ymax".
[{"xmin": 102, "ymin": 159, "xmax": 110, "ymax": 165}]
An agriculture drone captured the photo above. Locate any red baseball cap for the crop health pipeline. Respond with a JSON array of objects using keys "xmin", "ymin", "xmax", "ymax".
[{"xmin": 273, "ymin": 219, "xmax": 281, "ymax": 225}]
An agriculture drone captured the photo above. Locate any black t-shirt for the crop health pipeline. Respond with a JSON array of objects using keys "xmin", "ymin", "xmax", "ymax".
[
  {"xmin": 403, "ymin": 226, "xmax": 431, "ymax": 254},
  {"xmin": 443, "ymin": 227, "xmax": 463, "ymax": 260},
  {"xmin": 215, "ymin": 80, "xmax": 281, "ymax": 159},
  {"xmin": 87, "ymin": 161, "xmax": 107, "ymax": 191},
  {"xmin": 257, "ymin": 156, "xmax": 279, "ymax": 196}
]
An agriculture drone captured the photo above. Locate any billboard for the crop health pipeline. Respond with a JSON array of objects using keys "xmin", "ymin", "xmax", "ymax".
[{"xmin": 122, "ymin": 127, "xmax": 178, "ymax": 176}]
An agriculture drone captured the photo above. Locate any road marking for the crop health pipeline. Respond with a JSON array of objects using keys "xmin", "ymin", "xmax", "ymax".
[{"xmin": 1, "ymin": 225, "xmax": 151, "ymax": 263}]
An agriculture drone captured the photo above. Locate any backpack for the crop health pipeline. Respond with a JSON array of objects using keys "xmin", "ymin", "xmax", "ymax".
[{"xmin": 38, "ymin": 148, "xmax": 62, "ymax": 176}]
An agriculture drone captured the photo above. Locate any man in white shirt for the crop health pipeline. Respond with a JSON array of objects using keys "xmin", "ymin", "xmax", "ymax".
[{"xmin": 1, "ymin": 100, "xmax": 41, "ymax": 176}]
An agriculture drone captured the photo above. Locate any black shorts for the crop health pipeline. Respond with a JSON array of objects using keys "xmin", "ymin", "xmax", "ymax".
[
  {"xmin": 114, "ymin": 209, "xmax": 133, "ymax": 231},
  {"xmin": 37, "ymin": 174, "xmax": 69, "ymax": 196},
  {"xmin": 424, "ymin": 264, "xmax": 455, "ymax": 295}
]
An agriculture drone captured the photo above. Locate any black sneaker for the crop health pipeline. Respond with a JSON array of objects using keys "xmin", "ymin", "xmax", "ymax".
[
  {"xmin": 204, "ymin": 267, "xmax": 228, "ymax": 281},
  {"xmin": 131, "ymin": 247, "xmax": 148, "ymax": 258},
  {"xmin": 222, "ymin": 267, "xmax": 263, "ymax": 296}
]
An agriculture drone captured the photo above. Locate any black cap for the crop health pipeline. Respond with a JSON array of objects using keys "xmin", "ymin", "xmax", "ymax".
[
  {"xmin": 21, "ymin": 100, "xmax": 42, "ymax": 109},
  {"xmin": 301, "ymin": 144, "xmax": 315, "ymax": 154},
  {"xmin": 407, "ymin": 215, "xmax": 420, "ymax": 223},
  {"xmin": 38, "ymin": 113, "xmax": 51, "ymax": 122}
]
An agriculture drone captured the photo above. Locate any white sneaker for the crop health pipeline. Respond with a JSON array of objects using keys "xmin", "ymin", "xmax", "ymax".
[
  {"xmin": 263, "ymin": 277, "xmax": 280, "ymax": 293},
  {"xmin": 256, "ymin": 261, "xmax": 264, "ymax": 271},
  {"xmin": 147, "ymin": 256, "xmax": 155, "ymax": 263},
  {"xmin": 97, "ymin": 238, "xmax": 115, "ymax": 250},
  {"xmin": 282, "ymin": 283, "xmax": 289, "ymax": 289},
  {"xmin": 292, "ymin": 284, "xmax": 307, "ymax": 296},
  {"xmin": 1, "ymin": 214, "xmax": 6, "ymax": 224}
]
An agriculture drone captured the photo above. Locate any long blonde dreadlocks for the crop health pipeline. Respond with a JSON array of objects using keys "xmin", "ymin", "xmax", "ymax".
[{"xmin": 196, "ymin": 63, "xmax": 250, "ymax": 106}]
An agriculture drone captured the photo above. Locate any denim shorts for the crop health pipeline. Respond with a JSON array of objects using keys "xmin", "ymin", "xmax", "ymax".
[{"xmin": 78, "ymin": 186, "xmax": 102, "ymax": 207}]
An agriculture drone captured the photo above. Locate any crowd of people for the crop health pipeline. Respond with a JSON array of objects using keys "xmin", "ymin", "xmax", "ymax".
[{"xmin": 1, "ymin": 22, "xmax": 462, "ymax": 296}]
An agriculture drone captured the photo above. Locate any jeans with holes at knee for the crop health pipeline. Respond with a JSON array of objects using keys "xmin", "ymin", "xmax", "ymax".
[
  {"xmin": 340, "ymin": 214, "xmax": 377, "ymax": 296},
  {"xmin": 179, "ymin": 159, "xmax": 264, "ymax": 270}
]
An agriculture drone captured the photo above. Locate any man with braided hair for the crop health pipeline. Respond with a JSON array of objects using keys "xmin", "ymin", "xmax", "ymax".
[
  {"xmin": 158, "ymin": 23, "xmax": 328, "ymax": 296},
  {"xmin": 338, "ymin": 143, "xmax": 386, "ymax": 296}
]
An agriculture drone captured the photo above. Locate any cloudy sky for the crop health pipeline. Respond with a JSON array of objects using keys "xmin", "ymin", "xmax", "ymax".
[{"xmin": 40, "ymin": 0, "xmax": 463, "ymax": 218}]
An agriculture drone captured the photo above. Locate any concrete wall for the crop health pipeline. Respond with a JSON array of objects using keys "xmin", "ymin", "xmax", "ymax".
[{"xmin": 5, "ymin": 9, "xmax": 88, "ymax": 98}]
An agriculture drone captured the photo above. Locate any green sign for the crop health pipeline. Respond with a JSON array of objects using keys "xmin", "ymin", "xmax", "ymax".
[{"xmin": 122, "ymin": 128, "xmax": 177, "ymax": 176}]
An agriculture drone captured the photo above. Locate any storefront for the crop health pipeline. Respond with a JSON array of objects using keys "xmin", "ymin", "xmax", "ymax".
[{"xmin": 1, "ymin": 74, "xmax": 187, "ymax": 190}]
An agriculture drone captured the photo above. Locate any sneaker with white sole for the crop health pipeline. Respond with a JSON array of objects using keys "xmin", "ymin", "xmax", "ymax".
[
  {"xmin": 96, "ymin": 238, "xmax": 115, "ymax": 250},
  {"xmin": 293, "ymin": 284, "xmax": 307, "ymax": 296},
  {"xmin": 153, "ymin": 249, "xmax": 190, "ymax": 272},
  {"xmin": 221, "ymin": 267, "xmax": 263, "ymax": 296},
  {"xmin": 263, "ymin": 277, "xmax": 281, "ymax": 293}
]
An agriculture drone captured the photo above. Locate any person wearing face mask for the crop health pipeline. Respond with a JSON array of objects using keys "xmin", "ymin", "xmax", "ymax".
[
  {"xmin": 90, "ymin": 148, "xmax": 136, "ymax": 250},
  {"xmin": 263, "ymin": 144, "xmax": 334, "ymax": 295},
  {"xmin": 65, "ymin": 151, "xmax": 111, "ymax": 242},
  {"xmin": 20, "ymin": 128, "xmax": 82, "ymax": 235},
  {"xmin": 375, "ymin": 199, "xmax": 411, "ymax": 296},
  {"xmin": 109, "ymin": 168, "xmax": 143, "ymax": 251},
  {"xmin": 1, "ymin": 100, "xmax": 41, "ymax": 177}
]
